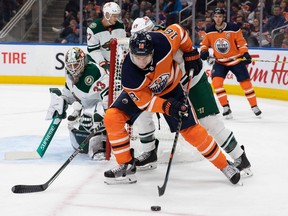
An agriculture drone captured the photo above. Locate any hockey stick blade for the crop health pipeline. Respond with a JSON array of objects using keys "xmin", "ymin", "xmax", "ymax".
[
  {"xmin": 157, "ymin": 183, "xmax": 167, "ymax": 197},
  {"xmin": 12, "ymin": 183, "xmax": 48, "ymax": 193},
  {"xmin": 11, "ymin": 121, "xmax": 103, "ymax": 194},
  {"xmin": 5, "ymin": 151, "xmax": 41, "ymax": 160}
]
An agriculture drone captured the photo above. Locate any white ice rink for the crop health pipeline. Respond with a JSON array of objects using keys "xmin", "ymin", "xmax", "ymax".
[{"xmin": 1, "ymin": 84, "xmax": 288, "ymax": 216}]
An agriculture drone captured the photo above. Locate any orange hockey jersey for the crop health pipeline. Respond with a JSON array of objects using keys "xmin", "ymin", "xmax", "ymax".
[
  {"xmin": 200, "ymin": 22, "xmax": 248, "ymax": 66},
  {"xmin": 121, "ymin": 24, "xmax": 195, "ymax": 113}
]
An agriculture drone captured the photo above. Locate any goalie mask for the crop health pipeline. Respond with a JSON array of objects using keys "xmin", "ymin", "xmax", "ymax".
[
  {"xmin": 131, "ymin": 16, "xmax": 155, "ymax": 34},
  {"xmin": 103, "ymin": 2, "xmax": 121, "ymax": 25},
  {"xmin": 129, "ymin": 32, "xmax": 154, "ymax": 69},
  {"xmin": 65, "ymin": 47, "xmax": 87, "ymax": 83}
]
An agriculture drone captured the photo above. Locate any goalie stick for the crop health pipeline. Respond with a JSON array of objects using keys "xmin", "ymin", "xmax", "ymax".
[
  {"xmin": 11, "ymin": 121, "xmax": 104, "ymax": 194},
  {"xmin": 5, "ymin": 88, "xmax": 64, "ymax": 160},
  {"xmin": 157, "ymin": 70, "xmax": 193, "ymax": 197}
]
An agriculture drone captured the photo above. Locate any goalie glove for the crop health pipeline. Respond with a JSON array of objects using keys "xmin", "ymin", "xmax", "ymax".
[
  {"xmin": 162, "ymin": 97, "xmax": 188, "ymax": 119},
  {"xmin": 79, "ymin": 102, "xmax": 106, "ymax": 133},
  {"xmin": 45, "ymin": 88, "xmax": 67, "ymax": 120},
  {"xmin": 183, "ymin": 49, "xmax": 203, "ymax": 77}
]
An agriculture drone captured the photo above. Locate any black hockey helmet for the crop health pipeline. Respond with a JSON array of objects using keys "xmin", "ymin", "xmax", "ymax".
[
  {"xmin": 214, "ymin": 8, "xmax": 226, "ymax": 15},
  {"xmin": 129, "ymin": 32, "xmax": 154, "ymax": 56}
]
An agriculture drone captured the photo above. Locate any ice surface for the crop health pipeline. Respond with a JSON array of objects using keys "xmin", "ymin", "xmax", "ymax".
[{"xmin": 1, "ymin": 84, "xmax": 288, "ymax": 216}]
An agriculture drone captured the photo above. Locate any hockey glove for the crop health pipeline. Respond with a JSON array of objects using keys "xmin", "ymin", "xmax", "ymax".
[
  {"xmin": 46, "ymin": 88, "xmax": 67, "ymax": 120},
  {"xmin": 162, "ymin": 98, "xmax": 188, "ymax": 119},
  {"xmin": 200, "ymin": 50, "xmax": 209, "ymax": 61},
  {"xmin": 242, "ymin": 52, "xmax": 252, "ymax": 64},
  {"xmin": 183, "ymin": 49, "xmax": 203, "ymax": 77}
]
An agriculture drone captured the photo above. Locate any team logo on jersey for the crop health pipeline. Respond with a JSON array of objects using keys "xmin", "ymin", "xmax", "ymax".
[
  {"xmin": 84, "ymin": 76, "xmax": 94, "ymax": 85},
  {"xmin": 128, "ymin": 92, "xmax": 139, "ymax": 101},
  {"xmin": 102, "ymin": 40, "xmax": 111, "ymax": 51},
  {"xmin": 149, "ymin": 73, "xmax": 169, "ymax": 94},
  {"xmin": 214, "ymin": 38, "xmax": 230, "ymax": 54}
]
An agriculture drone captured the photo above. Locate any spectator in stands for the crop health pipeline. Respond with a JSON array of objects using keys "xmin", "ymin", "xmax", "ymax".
[
  {"xmin": 131, "ymin": 0, "xmax": 150, "ymax": 20},
  {"xmin": 281, "ymin": 38, "xmax": 288, "ymax": 47},
  {"xmin": 251, "ymin": 18, "xmax": 272, "ymax": 47},
  {"xmin": 265, "ymin": 4, "xmax": 287, "ymax": 33},
  {"xmin": 144, "ymin": 8, "xmax": 156, "ymax": 23},
  {"xmin": 242, "ymin": 26, "xmax": 259, "ymax": 47},
  {"xmin": 55, "ymin": 19, "xmax": 80, "ymax": 44},
  {"xmin": 64, "ymin": 0, "xmax": 79, "ymax": 22},
  {"xmin": 216, "ymin": 0, "xmax": 226, "ymax": 10},
  {"xmin": 122, "ymin": 10, "xmax": 134, "ymax": 37},
  {"xmin": 122, "ymin": 0, "xmax": 133, "ymax": 12},
  {"xmin": 204, "ymin": 9, "xmax": 213, "ymax": 18},
  {"xmin": 163, "ymin": 0, "xmax": 182, "ymax": 26},
  {"xmin": 230, "ymin": 2, "xmax": 241, "ymax": 22}
]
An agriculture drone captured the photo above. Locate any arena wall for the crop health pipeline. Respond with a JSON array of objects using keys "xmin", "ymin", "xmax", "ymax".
[{"xmin": 0, "ymin": 43, "xmax": 287, "ymax": 100}]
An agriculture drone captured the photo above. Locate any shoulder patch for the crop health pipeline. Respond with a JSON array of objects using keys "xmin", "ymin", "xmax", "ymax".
[{"xmin": 89, "ymin": 22, "xmax": 97, "ymax": 29}]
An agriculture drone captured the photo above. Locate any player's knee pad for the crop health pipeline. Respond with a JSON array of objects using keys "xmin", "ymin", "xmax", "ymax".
[
  {"xmin": 104, "ymin": 108, "xmax": 129, "ymax": 131},
  {"xmin": 69, "ymin": 129, "xmax": 90, "ymax": 153},
  {"xmin": 69, "ymin": 128, "xmax": 105, "ymax": 154}
]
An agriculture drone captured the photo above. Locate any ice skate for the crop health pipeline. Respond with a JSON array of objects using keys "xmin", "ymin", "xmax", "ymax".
[
  {"xmin": 221, "ymin": 161, "xmax": 242, "ymax": 185},
  {"xmin": 223, "ymin": 105, "xmax": 233, "ymax": 119},
  {"xmin": 251, "ymin": 105, "xmax": 262, "ymax": 117},
  {"xmin": 135, "ymin": 139, "xmax": 159, "ymax": 171},
  {"xmin": 104, "ymin": 149, "xmax": 137, "ymax": 185},
  {"xmin": 234, "ymin": 146, "xmax": 253, "ymax": 177}
]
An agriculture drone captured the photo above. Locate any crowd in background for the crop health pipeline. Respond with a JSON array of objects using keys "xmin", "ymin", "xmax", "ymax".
[
  {"xmin": 3, "ymin": 0, "xmax": 287, "ymax": 48},
  {"xmin": 0, "ymin": 0, "xmax": 26, "ymax": 30}
]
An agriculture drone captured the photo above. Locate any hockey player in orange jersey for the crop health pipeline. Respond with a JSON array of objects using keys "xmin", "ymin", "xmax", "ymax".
[
  {"xmin": 103, "ymin": 25, "xmax": 241, "ymax": 185},
  {"xmin": 200, "ymin": 8, "xmax": 262, "ymax": 118}
]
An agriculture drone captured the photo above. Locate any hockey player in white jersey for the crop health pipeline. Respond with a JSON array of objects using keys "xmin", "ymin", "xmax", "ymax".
[
  {"xmin": 46, "ymin": 47, "xmax": 109, "ymax": 160},
  {"xmin": 86, "ymin": 2, "xmax": 126, "ymax": 68},
  {"xmin": 131, "ymin": 17, "xmax": 252, "ymax": 176}
]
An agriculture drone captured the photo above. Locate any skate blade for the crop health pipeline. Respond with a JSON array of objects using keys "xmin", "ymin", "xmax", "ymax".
[
  {"xmin": 137, "ymin": 162, "xmax": 157, "ymax": 171},
  {"xmin": 237, "ymin": 180, "xmax": 244, "ymax": 186},
  {"xmin": 241, "ymin": 168, "xmax": 253, "ymax": 177},
  {"xmin": 224, "ymin": 114, "xmax": 233, "ymax": 120},
  {"xmin": 91, "ymin": 153, "xmax": 106, "ymax": 161},
  {"xmin": 104, "ymin": 175, "xmax": 137, "ymax": 185}
]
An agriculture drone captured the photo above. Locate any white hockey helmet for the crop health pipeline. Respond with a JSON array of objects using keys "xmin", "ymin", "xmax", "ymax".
[
  {"xmin": 131, "ymin": 16, "xmax": 155, "ymax": 34},
  {"xmin": 103, "ymin": 2, "xmax": 121, "ymax": 21},
  {"xmin": 65, "ymin": 47, "xmax": 86, "ymax": 82}
]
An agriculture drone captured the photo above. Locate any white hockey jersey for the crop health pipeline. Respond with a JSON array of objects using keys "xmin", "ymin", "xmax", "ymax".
[{"xmin": 87, "ymin": 18, "xmax": 126, "ymax": 64}]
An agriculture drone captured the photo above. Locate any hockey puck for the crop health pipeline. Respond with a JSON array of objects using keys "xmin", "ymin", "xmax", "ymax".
[{"xmin": 151, "ymin": 206, "xmax": 161, "ymax": 211}]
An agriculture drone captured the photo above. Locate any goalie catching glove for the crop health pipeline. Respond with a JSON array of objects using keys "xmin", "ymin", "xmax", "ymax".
[
  {"xmin": 162, "ymin": 97, "xmax": 188, "ymax": 119},
  {"xmin": 183, "ymin": 49, "xmax": 203, "ymax": 77},
  {"xmin": 46, "ymin": 88, "xmax": 67, "ymax": 120}
]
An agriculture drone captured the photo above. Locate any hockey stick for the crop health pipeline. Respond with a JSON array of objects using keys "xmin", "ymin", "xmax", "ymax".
[
  {"xmin": 5, "ymin": 88, "xmax": 64, "ymax": 160},
  {"xmin": 158, "ymin": 70, "xmax": 193, "ymax": 197},
  {"xmin": 11, "ymin": 121, "xmax": 104, "ymax": 194},
  {"xmin": 207, "ymin": 56, "xmax": 288, "ymax": 65}
]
